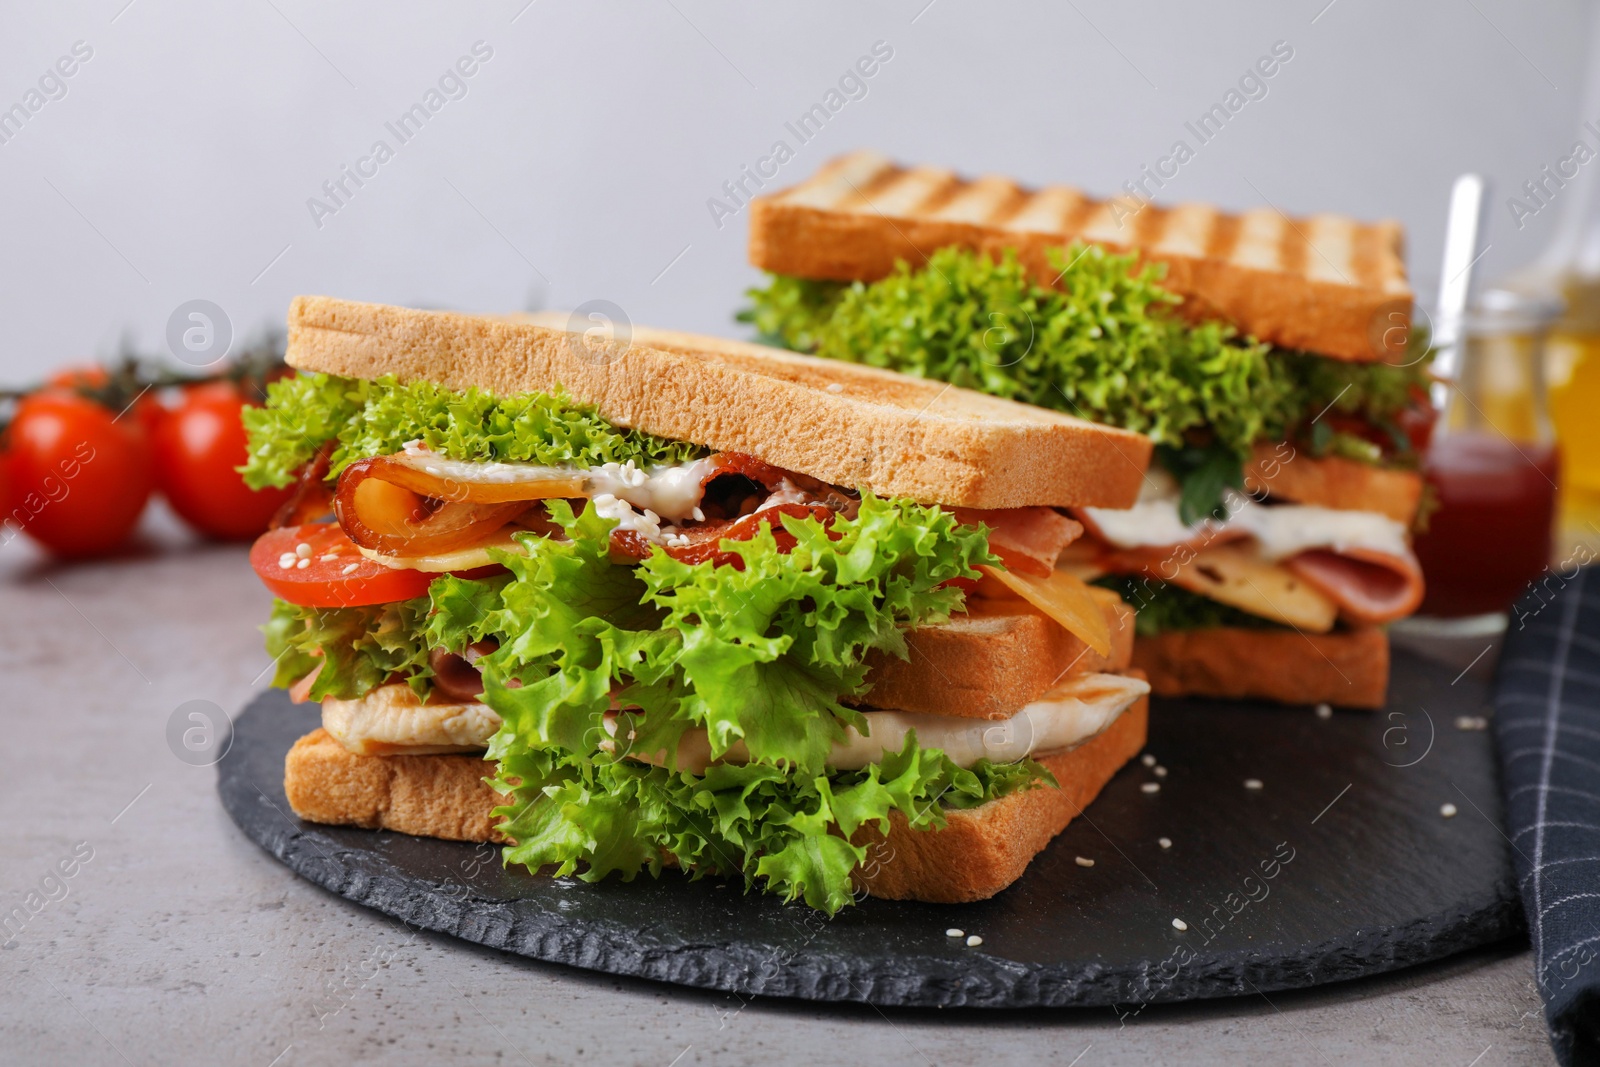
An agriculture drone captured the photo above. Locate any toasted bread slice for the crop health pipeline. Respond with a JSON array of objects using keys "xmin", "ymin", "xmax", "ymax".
[
  {"xmin": 748, "ymin": 151, "xmax": 1411, "ymax": 363},
  {"xmin": 283, "ymin": 691, "xmax": 1148, "ymax": 902},
  {"xmin": 1244, "ymin": 444, "xmax": 1423, "ymax": 524},
  {"xmin": 1131, "ymin": 626, "xmax": 1388, "ymax": 708},
  {"xmin": 286, "ymin": 297, "xmax": 1150, "ymax": 510},
  {"xmin": 860, "ymin": 590, "xmax": 1134, "ymax": 718},
  {"xmin": 285, "ymin": 728, "xmax": 508, "ymax": 843}
]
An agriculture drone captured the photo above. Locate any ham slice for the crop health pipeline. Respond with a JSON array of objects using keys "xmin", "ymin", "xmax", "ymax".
[{"xmin": 1285, "ymin": 547, "xmax": 1425, "ymax": 625}]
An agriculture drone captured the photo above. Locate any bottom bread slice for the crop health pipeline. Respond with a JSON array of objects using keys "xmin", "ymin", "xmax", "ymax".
[
  {"xmin": 283, "ymin": 695, "xmax": 1149, "ymax": 903},
  {"xmin": 1131, "ymin": 626, "xmax": 1388, "ymax": 708}
]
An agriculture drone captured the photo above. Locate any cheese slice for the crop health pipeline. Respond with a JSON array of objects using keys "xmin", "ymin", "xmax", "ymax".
[
  {"xmin": 1167, "ymin": 543, "xmax": 1339, "ymax": 632},
  {"xmin": 978, "ymin": 564, "xmax": 1112, "ymax": 655},
  {"xmin": 358, "ymin": 528, "xmax": 528, "ymax": 572}
]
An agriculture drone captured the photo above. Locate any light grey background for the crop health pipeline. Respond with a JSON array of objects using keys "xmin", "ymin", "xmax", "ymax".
[{"xmin": 0, "ymin": 0, "xmax": 1594, "ymax": 382}]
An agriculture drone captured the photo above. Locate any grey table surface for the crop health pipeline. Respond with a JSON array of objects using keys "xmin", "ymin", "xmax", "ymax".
[{"xmin": 0, "ymin": 508, "xmax": 1557, "ymax": 1067}]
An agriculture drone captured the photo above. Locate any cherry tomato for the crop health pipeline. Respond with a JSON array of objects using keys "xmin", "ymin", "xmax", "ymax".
[
  {"xmin": 44, "ymin": 365, "xmax": 110, "ymax": 391},
  {"xmin": 6, "ymin": 392, "xmax": 154, "ymax": 557},
  {"xmin": 0, "ymin": 449, "xmax": 12, "ymax": 521},
  {"xmin": 153, "ymin": 385, "xmax": 292, "ymax": 540},
  {"xmin": 250, "ymin": 523, "xmax": 436, "ymax": 607}
]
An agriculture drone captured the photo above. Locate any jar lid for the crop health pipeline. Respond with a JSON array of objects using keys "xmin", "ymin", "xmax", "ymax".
[{"xmin": 1462, "ymin": 287, "xmax": 1565, "ymax": 335}]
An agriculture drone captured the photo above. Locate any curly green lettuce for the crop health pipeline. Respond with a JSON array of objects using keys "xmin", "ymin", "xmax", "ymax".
[
  {"xmin": 741, "ymin": 245, "xmax": 1436, "ymax": 510},
  {"xmin": 241, "ymin": 373, "xmax": 703, "ymax": 489},
  {"xmin": 262, "ymin": 494, "xmax": 1035, "ymax": 912},
  {"xmin": 742, "ymin": 245, "xmax": 1291, "ymax": 456},
  {"xmin": 492, "ymin": 734, "xmax": 1049, "ymax": 914},
  {"xmin": 264, "ymin": 596, "xmax": 437, "ymax": 701},
  {"xmin": 447, "ymin": 494, "xmax": 997, "ymax": 775}
]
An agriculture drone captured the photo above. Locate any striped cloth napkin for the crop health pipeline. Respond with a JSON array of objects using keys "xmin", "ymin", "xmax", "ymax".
[{"xmin": 1494, "ymin": 564, "xmax": 1600, "ymax": 1066}]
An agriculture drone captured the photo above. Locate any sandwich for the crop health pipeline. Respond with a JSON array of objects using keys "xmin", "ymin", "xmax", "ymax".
[
  {"xmin": 242, "ymin": 296, "xmax": 1155, "ymax": 912},
  {"xmin": 741, "ymin": 150, "xmax": 1435, "ymax": 709}
]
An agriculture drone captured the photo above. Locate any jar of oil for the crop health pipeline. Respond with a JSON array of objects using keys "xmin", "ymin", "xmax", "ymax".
[{"xmin": 1546, "ymin": 278, "xmax": 1600, "ymax": 549}]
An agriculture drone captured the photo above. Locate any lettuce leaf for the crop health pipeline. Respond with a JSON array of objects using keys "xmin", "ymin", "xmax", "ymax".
[
  {"xmin": 264, "ymin": 596, "xmax": 437, "ymax": 700},
  {"xmin": 241, "ymin": 373, "xmax": 703, "ymax": 489},
  {"xmin": 489, "ymin": 732, "xmax": 1051, "ymax": 914},
  {"xmin": 440, "ymin": 494, "xmax": 996, "ymax": 774},
  {"xmin": 741, "ymin": 245, "xmax": 1290, "ymax": 457},
  {"xmin": 741, "ymin": 245, "xmax": 1438, "ymax": 511}
]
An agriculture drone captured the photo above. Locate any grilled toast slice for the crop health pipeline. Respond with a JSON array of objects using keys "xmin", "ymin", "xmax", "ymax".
[{"xmin": 748, "ymin": 150, "xmax": 1412, "ymax": 363}]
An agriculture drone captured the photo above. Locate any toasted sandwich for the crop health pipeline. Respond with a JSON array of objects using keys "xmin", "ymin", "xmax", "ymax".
[
  {"xmin": 741, "ymin": 151, "xmax": 1435, "ymax": 708},
  {"xmin": 243, "ymin": 296, "xmax": 1155, "ymax": 911}
]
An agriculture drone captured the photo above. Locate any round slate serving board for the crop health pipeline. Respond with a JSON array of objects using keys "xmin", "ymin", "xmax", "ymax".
[{"xmin": 219, "ymin": 649, "xmax": 1523, "ymax": 1008}]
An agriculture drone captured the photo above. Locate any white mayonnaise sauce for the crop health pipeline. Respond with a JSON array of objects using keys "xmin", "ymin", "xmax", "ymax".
[
  {"xmin": 392, "ymin": 446, "xmax": 723, "ymax": 537},
  {"xmin": 1081, "ymin": 469, "xmax": 1409, "ymax": 561}
]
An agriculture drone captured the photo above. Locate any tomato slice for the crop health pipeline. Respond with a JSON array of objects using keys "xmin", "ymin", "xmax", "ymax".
[{"xmin": 250, "ymin": 523, "xmax": 435, "ymax": 607}]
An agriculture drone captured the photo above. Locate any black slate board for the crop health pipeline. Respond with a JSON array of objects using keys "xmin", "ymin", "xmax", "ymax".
[{"xmin": 219, "ymin": 649, "xmax": 1524, "ymax": 1008}]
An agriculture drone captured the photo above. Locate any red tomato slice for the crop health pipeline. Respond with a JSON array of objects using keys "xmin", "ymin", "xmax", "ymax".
[{"xmin": 250, "ymin": 523, "xmax": 435, "ymax": 607}]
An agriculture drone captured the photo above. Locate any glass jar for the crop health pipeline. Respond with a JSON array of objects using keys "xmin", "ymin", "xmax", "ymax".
[{"xmin": 1411, "ymin": 288, "xmax": 1563, "ymax": 626}]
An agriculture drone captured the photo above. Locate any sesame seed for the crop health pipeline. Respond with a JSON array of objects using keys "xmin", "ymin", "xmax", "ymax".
[
  {"xmin": 1440, "ymin": 803, "xmax": 1458, "ymax": 818},
  {"xmin": 1141, "ymin": 754, "xmax": 1157, "ymax": 767},
  {"xmin": 1172, "ymin": 918, "xmax": 1188, "ymax": 931},
  {"xmin": 826, "ymin": 383, "xmax": 845, "ymax": 394},
  {"xmin": 342, "ymin": 563, "xmax": 360, "ymax": 575},
  {"xmin": 296, "ymin": 558, "xmax": 311, "ymax": 569},
  {"xmin": 278, "ymin": 558, "xmax": 295, "ymax": 570},
  {"xmin": 965, "ymin": 935, "xmax": 984, "ymax": 947},
  {"xmin": 1141, "ymin": 782, "xmax": 1161, "ymax": 794},
  {"xmin": 1075, "ymin": 856, "xmax": 1095, "ymax": 867},
  {"xmin": 295, "ymin": 542, "xmax": 312, "ymax": 558},
  {"xmin": 1158, "ymin": 837, "xmax": 1172, "ymax": 850},
  {"xmin": 1244, "ymin": 779, "xmax": 1264, "ymax": 791},
  {"xmin": 1154, "ymin": 765, "xmax": 1168, "ymax": 778},
  {"xmin": 691, "ymin": 507, "xmax": 705, "ymax": 522},
  {"xmin": 1315, "ymin": 703, "xmax": 1333, "ymax": 719},
  {"xmin": 945, "ymin": 928, "xmax": 964, "ymax": 938},
  {"xmin": 320, "ymin": 553, "xmax": 339, "ymax": 562}
]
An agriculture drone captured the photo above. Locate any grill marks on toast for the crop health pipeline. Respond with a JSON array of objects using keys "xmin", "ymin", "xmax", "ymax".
[{"xmin": 749, "ymin": 150, "xmax": 1412, "ymax": 362}]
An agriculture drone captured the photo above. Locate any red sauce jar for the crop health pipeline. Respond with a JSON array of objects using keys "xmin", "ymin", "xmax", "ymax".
[{"xmin": 1412, "ymin": 290, "xmax": 1563, "ymax": 621}]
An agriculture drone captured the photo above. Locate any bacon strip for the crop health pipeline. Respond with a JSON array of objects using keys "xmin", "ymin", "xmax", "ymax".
[
  {"xmin": 610, "ymin": 503, "xmax": 836, "ymax": 568},
  {"xmin": 953, "ymin": 506, "xmax": 1082, "ymax": 578}
]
